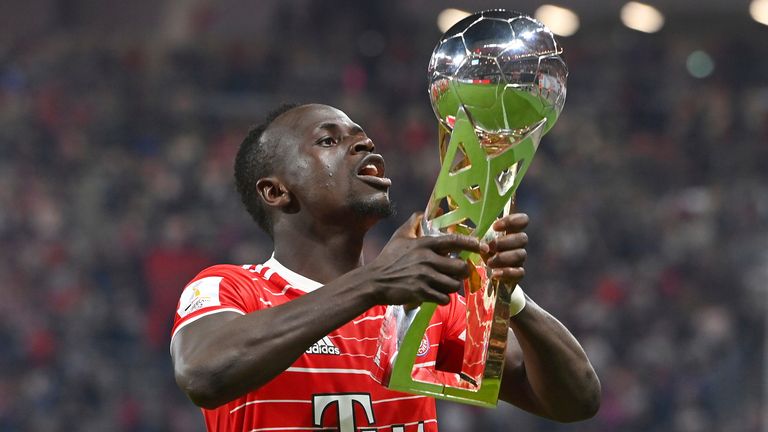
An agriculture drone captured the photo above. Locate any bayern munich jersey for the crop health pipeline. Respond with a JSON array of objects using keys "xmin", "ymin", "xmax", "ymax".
[{"xmin": 171, "ymin": 256, "xmax": 469, "ymax": 432}]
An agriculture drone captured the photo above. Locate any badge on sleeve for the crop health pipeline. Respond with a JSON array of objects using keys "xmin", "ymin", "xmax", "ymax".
[{"xmin": 177, "ymin": 277, "xmax": 223, "ymax": 317}]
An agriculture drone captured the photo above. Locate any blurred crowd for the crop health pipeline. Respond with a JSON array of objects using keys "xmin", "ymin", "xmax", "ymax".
[{"xmin": 1, "ymin": 1, "xmax": 767, "ymax": 431}]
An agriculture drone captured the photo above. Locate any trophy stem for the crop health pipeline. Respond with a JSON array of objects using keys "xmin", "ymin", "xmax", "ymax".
[{"xmin": 381, "ymin": 108, "xmax": 546, "ymax": 407}]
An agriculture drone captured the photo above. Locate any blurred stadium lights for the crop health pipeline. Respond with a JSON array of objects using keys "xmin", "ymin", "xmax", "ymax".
[
  {"xmin": 437, "ymin": 8, "xmax": 471, "ymax": 33},
  {"xmin": 534, "ymin": 5, "xmax": 580, "ymax": 37},
  {"xmin": 620, "ymin": 1, "xmax": 665, "ymax": 33},
  {"xmin": 750, "ymin": 0, "xmax": 768, "ymax": 26},
  {"xmin": 686, "ymin": 50, "xmax": 715, "ymax": 78}
]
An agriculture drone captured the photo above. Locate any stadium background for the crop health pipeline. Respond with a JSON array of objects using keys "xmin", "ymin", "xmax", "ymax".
[{"xmin": 1, "ymin": 0, "xmax": 767, "ymax": 431}]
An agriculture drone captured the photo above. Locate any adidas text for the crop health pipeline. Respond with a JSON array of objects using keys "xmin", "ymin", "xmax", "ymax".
[
  {"xmin": 306, "ymin": 344, "xmax": 340, "ymax": 355},
  {"xmin": 306, "ymin": 336, "xmax": 340, "ymax": 355}
]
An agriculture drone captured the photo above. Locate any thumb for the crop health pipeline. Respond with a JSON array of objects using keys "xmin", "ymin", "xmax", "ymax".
[{"xmin": 393, "ymin": 212, "xmax": 424, "ymax": 239}]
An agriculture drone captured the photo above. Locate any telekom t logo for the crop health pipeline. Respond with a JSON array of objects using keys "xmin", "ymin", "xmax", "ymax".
[
  {"xmin": 312, "ymin": 393, "xmax": 425, "ymax": 431},
  {"xmin": 313, "ymin": 394, "xmax": 374, "ymax": 431}
]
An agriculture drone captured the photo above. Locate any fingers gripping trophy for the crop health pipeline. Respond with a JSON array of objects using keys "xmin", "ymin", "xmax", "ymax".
[{"xmin": 374, "ymin": 10, "xmax": 568, "ymax": 407}]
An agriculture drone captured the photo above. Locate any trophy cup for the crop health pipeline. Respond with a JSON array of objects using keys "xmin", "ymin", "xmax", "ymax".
[{"xmin": 374, "ymin": 10, "xmax": 568, "ymax": 407}]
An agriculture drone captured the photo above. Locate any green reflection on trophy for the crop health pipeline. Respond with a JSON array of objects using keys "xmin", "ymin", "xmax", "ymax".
[{"xmin": 384, "ymin": 9, "xmax": 568, "ymax": 407}]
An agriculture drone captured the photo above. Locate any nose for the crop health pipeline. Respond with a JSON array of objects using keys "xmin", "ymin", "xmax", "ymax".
[{"xmin": 351, "ymin": 138, "xmax": 375, "ymax": 154}]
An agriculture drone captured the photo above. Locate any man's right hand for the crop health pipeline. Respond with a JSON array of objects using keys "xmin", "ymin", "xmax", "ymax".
[{"xmin": 360, "ymin": 212, "xmax": 488, "ymax": 306}]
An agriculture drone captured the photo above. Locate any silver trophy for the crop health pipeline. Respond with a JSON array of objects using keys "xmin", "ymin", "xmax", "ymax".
[{"xmin": 375, "ymin": 10, "xmax": 568, "ymax": 406}]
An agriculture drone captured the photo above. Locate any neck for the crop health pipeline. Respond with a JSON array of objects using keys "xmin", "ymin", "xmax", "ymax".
[{"xmin": 271, "ymin": 221, "xmax": 370, "ymax": 284}]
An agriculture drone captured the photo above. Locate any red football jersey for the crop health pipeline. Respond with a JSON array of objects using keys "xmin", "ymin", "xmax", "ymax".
[{"xmin": 171, "ymin": 256, "xmax": 468, "ymax": 432}]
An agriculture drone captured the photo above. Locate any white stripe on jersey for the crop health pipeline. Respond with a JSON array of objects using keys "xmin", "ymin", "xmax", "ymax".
[
  {"xmin": 229, "ymin": 399, "xmax": 311, "ymax": 414},
  {"xmin": 371, "ymin": 395, "xmax": 427, "ymax": 404},
  {"xmin": 232, "ymin": 394, "xmax": 428, "ymax": 415},
  {"xmin": 263, "ymin": 267, "xmax": 276, "ymax": 280},
  {"xmin": 353, "ymin": 314, "xmax": 385, "ymax": 324},
  {"xmin": 337, "ymin": 353, "xmax": 375, "ymax": 359},
  {"xmin": 259, "ymin": 298, "xmax": 273, "ymax": 307},
  {"xmin": 285, "ymin": 367, "xmax": 381, "ymax": 384},
  {"xmin": 425, "ymin": 322, "xmax": 442, "ymax": 330},
  {"xmin": 251, "ymin": 277, "xmax": 292, "ymax": 296},
  {"xmin": 248, "ymin": 427, "xmax": 336, "ymax": 431},
  {"xmin": 327, "ymin": 334, "xmax": 379, "ymax": 342},
  {"xmin": 248, "ymin": 263, "xmax": 296, "ymax": 295},
  {"xmin": 360, "ymin": 419, "xmax": 438, "ymax": 430}
]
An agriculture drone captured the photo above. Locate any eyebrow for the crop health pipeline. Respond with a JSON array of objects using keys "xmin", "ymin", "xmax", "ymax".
[{"xmin": 317, "ymin": 122, "xmax": 365, "ymax": 135}]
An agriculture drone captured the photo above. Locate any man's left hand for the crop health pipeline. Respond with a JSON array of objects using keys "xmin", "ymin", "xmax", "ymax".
[{"xmin": 485, "ymin": 213, "xmax": 529, "ymax": 283}]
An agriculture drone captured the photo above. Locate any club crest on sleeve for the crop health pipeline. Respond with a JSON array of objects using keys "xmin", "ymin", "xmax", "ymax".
[
  {"xmin": 417, "ymin": 335, "xmax": 430, "ymax": 357},
  {"xmin": 177, "ymin": 277, "xmax": 223, "ymax": 318}
]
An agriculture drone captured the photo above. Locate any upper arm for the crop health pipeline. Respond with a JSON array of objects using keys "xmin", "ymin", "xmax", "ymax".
[
  {"xmin": 171, "ymin": 311, "xmax": 242, "ymax": 380},
  {"xmin": 499, "ymin": 328, "xmax": 542, "ymax": 413}
]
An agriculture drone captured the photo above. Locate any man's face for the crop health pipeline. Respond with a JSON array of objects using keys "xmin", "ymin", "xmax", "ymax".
[{"xmin": 266, "ymin": 104, "xmax": 394, "ymax": 223}]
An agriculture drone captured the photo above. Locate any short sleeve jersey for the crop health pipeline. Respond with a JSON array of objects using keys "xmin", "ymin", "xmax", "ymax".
[{"xmin": 171, "ymin": 256, "xmax": 468, "ymax": 432}]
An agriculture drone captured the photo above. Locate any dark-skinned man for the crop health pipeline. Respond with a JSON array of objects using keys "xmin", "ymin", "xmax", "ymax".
[{"xmin": 170, "ymin": 103, "xmax": 600, "ymax": 431}]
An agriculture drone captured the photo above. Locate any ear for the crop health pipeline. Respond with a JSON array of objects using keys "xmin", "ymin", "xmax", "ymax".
[{"xmin": 256, "ymin": 177, "xmax": 293, "ymax": 210}]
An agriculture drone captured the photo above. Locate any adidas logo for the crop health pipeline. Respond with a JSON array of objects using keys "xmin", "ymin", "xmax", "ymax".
[{"xmin": 306, "ymin": 336, "xmax": 340, "ymax": 355}]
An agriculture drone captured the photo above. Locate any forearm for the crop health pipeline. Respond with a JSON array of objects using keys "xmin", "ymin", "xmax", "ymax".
[
  {"xmin": 504, "ymin": 298, "xmax": 600, "ymax": 421},
  {"xmin": 175, "ymin": 268, "xmax": 376, "ymax": 408}
]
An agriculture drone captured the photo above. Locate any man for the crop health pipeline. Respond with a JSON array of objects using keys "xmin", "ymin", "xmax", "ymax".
[{"xmin": 170, "ymin": 103, "xmax": 600, "ymax": 431}]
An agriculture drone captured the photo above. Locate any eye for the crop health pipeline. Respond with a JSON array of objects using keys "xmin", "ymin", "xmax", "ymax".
[{"xmin": 316, "ymin": 136, "xmax": 338, "ymax": 147}]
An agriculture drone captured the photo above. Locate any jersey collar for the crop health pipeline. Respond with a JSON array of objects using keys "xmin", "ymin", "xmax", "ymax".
[{"xmin": 264, "ymin": 253, "xmax": 324, "ymax": 293}]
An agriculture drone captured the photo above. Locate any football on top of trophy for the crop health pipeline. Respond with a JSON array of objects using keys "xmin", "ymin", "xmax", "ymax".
[{"xmin": 428, "ymin": 9, "xmax": 568, "ymax": 137}]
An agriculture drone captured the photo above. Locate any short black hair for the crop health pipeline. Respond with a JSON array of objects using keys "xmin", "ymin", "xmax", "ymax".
[{"xmin": 235, "ymin": 102, "xmax": 302, "ymax": 237}]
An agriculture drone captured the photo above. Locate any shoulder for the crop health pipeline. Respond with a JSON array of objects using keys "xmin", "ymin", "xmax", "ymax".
[
  {"xmin": 174, "ymin": 263, "xmax": 275, "ymax": 320},
  {"xmin": 180, "ymin": 263, "xmax": 277, "ymax": 307},
  {"xmin": 188, "ymin": 263, "xmax": 278, "ymax": 288}
]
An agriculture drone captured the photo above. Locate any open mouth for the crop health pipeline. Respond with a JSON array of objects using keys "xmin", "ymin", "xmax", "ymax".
[{"xmin": 355, "ymin": 154, "xmax": 392, "ymax": 188}]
